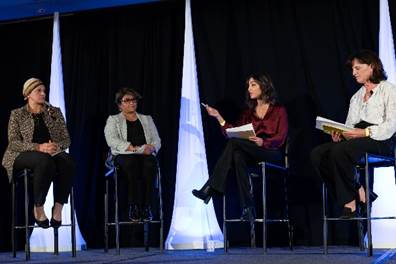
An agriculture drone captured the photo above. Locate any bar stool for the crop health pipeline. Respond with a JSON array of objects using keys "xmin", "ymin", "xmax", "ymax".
[
  {"xmin": 223, "ymin": 143, "xmax": 293, "ymax": 253},
  {"xmin": 104, "ymin": 154, "xmax": 163, "ymax": 254},
  {"xmin": 11, "ymin": 168, "xmax": 77, "ymax": 261},
  {"xmin": 322, "ymin": 152, "xmax": 396, "ymax": 256}
]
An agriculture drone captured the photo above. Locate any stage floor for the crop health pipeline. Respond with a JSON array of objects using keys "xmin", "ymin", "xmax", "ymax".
[{"xmin": 0, "ymin": 247, "xmax": 395, "ymax": 264}]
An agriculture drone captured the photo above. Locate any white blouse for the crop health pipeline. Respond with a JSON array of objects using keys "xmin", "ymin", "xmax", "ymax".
[{"xmin": 345, "ymin": 80, "xmax": 396, "ymax": 141}]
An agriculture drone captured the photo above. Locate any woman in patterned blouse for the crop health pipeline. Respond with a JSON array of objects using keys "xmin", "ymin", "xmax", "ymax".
[
  {"xmin": 2, "ymin": 78, "xmax": 75, "ymax": 228},
  {"xmin": 311, "ymin": 50, "xmax": 396, "ymax": 218}
]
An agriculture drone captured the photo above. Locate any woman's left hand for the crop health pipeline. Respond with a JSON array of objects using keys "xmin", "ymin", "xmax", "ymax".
[
  {"xmin": 342, "ymin": 128, "xmax": 366, "ymax": 140},
  {"xmin": 248, "ymin": 136, "xmax": 263, "ymax": 147},
  {"xmin": 142, "ymin": 144, "xmax": 156, "ymax": 155}
]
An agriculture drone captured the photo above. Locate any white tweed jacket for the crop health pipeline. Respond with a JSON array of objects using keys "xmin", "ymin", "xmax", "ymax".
[{"xmin": 104, "ymin": 112, "xmax": 161, "ymax": 155}]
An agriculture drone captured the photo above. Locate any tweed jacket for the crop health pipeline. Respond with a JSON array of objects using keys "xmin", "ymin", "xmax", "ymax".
[
  {"xmin": 2, "ymin": 104, "xmax": 71, "ymax": 181},
  {"xmin": 104, "ymin": 112, "xmax": 161, "ymax": 156}
]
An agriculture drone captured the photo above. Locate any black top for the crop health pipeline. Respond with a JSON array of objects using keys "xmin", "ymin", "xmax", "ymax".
[
  {"xmin": 32, "ymin": 113, "xmax": 51, "ymax": 144},
  {"xmin": 126, "ymin": 119, "xmax": 146, "ymax": 146}
]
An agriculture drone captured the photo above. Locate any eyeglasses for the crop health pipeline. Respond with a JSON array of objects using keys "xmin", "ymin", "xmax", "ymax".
[{"xmin": 121, "ymin": 98, "xmax": 137, "ymax": 104}]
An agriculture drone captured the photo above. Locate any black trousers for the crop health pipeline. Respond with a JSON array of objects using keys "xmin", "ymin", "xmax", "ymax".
[
  {"xmin": 115, "ymin": 154, "xmax": 157, "ymax": 207},
  {"xmin": 311, "ymin": 137, "xmax": 394, "ymax": 206},
  {"xmin": 208, "ymin": 138, "xmax": 282, "ymax": 208},
  {"xmin": 14, "ymin": 151, "xmax": 75, "ymax": 206}
]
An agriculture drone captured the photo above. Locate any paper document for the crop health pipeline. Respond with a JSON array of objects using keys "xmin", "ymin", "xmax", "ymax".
[
  {"xmin": 226, "ymin": 123, "xmax": 256, "ymax": 139},
  {"xmin": 315, "ymin": 116, "xmax": 353, "ymax": 135}
]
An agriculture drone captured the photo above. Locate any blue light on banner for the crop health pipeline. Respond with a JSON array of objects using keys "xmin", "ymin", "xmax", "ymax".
[{"xmin": 165, "ymin": 0, "xmax": 223, "ymax": 250}]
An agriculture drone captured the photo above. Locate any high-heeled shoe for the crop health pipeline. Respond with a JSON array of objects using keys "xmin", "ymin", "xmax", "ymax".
[
  {"xmin": 128, "ymin": 204, "xmax": 141, "ymax": 222},
  {"xmin": 240, "ymin": 206, "xmax": 256, "ymax": 221},
  {"xmin": 33, "ymin": 208, "xmax": 50, "ymax": 229},
  {"xmin": 357, "ymin": 191, "xmax": 378, "ymax": 217},
  {"xmin": 142, "ymin": 206, "xmax": 153, "ymax": 221},
  {"xmin": 192, "ymin": 183, "xmax": 213, "ymax": 204},
  {"xmin": 50, "ymin": 206, "xmax": 62, "ymax": 228},
  {"xmin": 339, "ymin": 207, "xmax": 356, "ymax": 219}
]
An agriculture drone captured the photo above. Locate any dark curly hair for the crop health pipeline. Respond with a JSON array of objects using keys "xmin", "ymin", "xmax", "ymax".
[
  {"xmin": 245, "ymin": 73, "xmax": 277, "ymax": 110},
  {"xmin": 346, "ymin": 50, "xmax": 387, "ymax": 84},
  {"xmin": 115, "ymin": 87, "xmax": 142, "ymax": 105}
]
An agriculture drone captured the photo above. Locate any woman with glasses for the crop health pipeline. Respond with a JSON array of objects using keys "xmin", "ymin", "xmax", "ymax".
[{"xmin": 104, "ymin": 88, "xmax": 161, "ymax": 222}]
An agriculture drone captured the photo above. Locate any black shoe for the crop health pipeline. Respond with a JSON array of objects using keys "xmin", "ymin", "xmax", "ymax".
[
  {"xmin": 50, "ymin": 206, "xmax": 62, "ymax": 228},
  {"xmin": 129, "ymin": 205, "xmax": 141, "ymax": 222},
  {"xmin": 369, "ymin": 191, "xmax": 378, "ymax": 202},
  {"xmin": 240, "ymin": 207, "xmax": 256, "ymax": 221},
  {"xmin": 358, "ymin": 201, "xmax": 368, "ymax": 217},
  {"xmin": 142, "ymin": 206, "xmax": 153, "ymax": 221},
  {"xmin": 357, "ymin": 191, "xmax": 378, "ymax": 217},
  {"xmin": 339, "ymin": 207, "xmax": 357, "ymax": 219},
  {"xmin": 192, "ymin": 183, "xmax": 213, "ymax": 204},
  {"xmin": 35, "ymin": 218, "xmax": 50, "ymax": 229},
  {"xmin": 33, "ymin": 208, "xmax": 50, "ymax": 229}
]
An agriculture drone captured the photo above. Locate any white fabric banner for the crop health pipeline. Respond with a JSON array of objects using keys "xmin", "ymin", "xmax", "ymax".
[
  {"xmin": 30, "ymin": 12, "xmax": 86, "ymax": 252},
  {"xmin": 165, "ymin": 0, "xmax": 223, "ymax": 250}
]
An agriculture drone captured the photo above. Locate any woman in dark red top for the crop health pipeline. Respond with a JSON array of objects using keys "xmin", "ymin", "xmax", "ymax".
[{"xmin": 192, "ymin": 73, "xmax": 288, "ymax": 220}]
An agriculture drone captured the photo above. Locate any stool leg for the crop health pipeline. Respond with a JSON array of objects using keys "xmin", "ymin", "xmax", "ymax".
[
  {"xmin": 24, "ymin": 170, "xmax": 30, "ymax": 261},
  {"xmin": 322, "ymin": 184, "xmax": 328, "ymax": 255},
  {"xmin": 114, "ymin": 169, "xmax": 120, "ymax": 255},
  {"xmin": 54, "ymin": 228, "xmax": 59, "ymax": 255},
  {"xmin": 365, "ymin": 154, "xmax": 373, "ymax": 256},
  {"xmin": 71, "ymin": 188, "xmax": 76, "ymax": 257},
  {"xmin": 144, "ymin": 223, "xmax": 149, "ymax": 251},
  {"xmin": 104, "ymin": 179, "xmax": 109, "ymax": 253},
  {"xmin": 157, "ymin": 167, "xmax": 164, "ymax": 253},
  {"xmin": 283, "ymin": 173, "xmax": 293, "ymax": 250},
  {"xmin": 249, "ymin": 175, "xmax": 255, "ymax": 249},
  {"xmin": 12, "ymin": 180, "xmax": 16, "ymax": 258},
  {"xmin": 356, "ymin": 168, "xmax": 364, "ymax": 251},
  {"xmin": 223, "ymin": 194, "xmax": 227, "ymax": 252},
  {"xmin": 261, "ymin": 163, "xmax": 267, "ymax": 254}
]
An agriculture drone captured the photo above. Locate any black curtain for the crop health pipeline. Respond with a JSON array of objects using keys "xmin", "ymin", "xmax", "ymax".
[
  {"xmin": 1, "ymin": 0, "xmax": 396, "ymax": 251},
  {"xmin": 60, "ymin": 2, "xmax": 185, "ymax": 248},
  {"xmin": 0, "ymin": 19, "xmax": 52, "ymax": 250},
  {"xmin": 0, "ymin": 1, "xmax": 184, "ymax": 250},
  {"xmin": 192, "ymin": 0, "xmax": 379, "ymax": 246}
]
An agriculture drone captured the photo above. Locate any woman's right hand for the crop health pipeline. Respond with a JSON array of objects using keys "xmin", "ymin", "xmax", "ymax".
[
  {"xmin": 204, "ymin": 105, "xmax": 226, "ymax": 125},
  {"xmin": 204, "ymin": 105, "xmax": 220, "ymax": 118},
  {"xmin": 331, "ymin": 131, "xmax": 342, "ymax": 142},
  {"xmin": 37, "ymin": 142, "xmax": 58, "ymax": 154}
]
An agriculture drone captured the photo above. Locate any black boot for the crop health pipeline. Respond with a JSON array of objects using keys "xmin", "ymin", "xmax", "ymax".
[
  {"xmin": 192, "ymin": 182, "xmax": 213, "ymax": 204},
  {"xmin": 142, "ymin": 206, "xmax": 153, "ymax": 221},
  {"xmin": 128, "ymin": 204, "xmax": 141, "ymax": 222},
  {"xmin": 240, "ymin": 206, "xmax": 256, "ymax": 221}
]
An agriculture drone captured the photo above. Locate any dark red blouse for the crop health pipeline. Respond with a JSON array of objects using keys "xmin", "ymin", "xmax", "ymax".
[{"xmin": 222, "ymin": 104, "xmax": 288, "ymax": 150}]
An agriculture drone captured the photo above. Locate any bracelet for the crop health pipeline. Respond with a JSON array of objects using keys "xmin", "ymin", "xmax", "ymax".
[
  {"xmin": 219, "ymin": 120, "xmax": 226, "ymax": 127},
  {"xmin": 365, "ymin": 128, "xmax": 370, "ymax": 137}
]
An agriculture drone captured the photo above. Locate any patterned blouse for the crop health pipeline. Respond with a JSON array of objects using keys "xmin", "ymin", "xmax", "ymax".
[{"xmin": 345, "ymin": 80, "xmax": 396, "ymax": 141}]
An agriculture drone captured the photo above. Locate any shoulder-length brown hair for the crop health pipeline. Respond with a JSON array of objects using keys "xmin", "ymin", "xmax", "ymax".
[
  {"xmin": 346, "ymin": 50, "xmax": 387, "ymax": 84},
  {"xmin": 245, "ymin": 73, "xmax": 277, "ymax": 110}
]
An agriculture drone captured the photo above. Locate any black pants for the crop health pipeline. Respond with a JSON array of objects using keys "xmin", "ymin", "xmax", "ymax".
[
  {"xmin": 208, "ymin": 138, "xmax": 282, "ymax": 208},
  {"xmin": 115, "ymin": 154, "xmax": 157, "ymax": 207},
  {"xmin": 14, "ymin": 151, "xmax": 75, "ymax": 206},
  {"xmin": 311, "ymin": 137, "xmax": 394, "ymax": 206}
]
